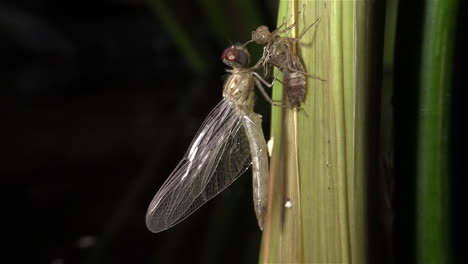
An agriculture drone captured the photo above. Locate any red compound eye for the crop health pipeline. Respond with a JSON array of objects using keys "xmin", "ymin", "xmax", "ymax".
[
  {"xmin": 221, "ymin": 47, "xmax": 238, "ymax": 62},
  {"xmin": 221, "ymin": 45, "xmax": 250, "ymax": 68}
]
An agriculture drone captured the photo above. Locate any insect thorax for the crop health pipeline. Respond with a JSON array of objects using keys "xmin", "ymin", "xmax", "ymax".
[
  {"xmin": 223, "ymin": 71, "xmax": 255, "ymax": 112},
  {"xmin": 266, "ymin": 40, "xmax": 292, "ymax": 68}
]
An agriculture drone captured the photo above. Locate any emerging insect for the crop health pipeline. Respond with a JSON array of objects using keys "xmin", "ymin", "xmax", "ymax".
[
  {"xmin": 251, "ymin": 18, "xmax": 323, "ymax": 107},
  {"xmin": 145, "ymin": 44, "xmax": 271, "ymax": 233}
]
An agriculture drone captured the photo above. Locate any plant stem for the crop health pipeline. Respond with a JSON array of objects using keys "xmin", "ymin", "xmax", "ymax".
[
  {"xmin": 416, "ymin": 0, "xmax": 458, "ymax": 263},
  {"xmin": 260, "ymin": 0, "xmax": 385, "ymax": 263}
]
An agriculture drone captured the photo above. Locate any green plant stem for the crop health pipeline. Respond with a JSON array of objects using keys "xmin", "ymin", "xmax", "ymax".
[
  {"xmin": 416, "ymin": 0, "xmax": 458, "ymax": 263},
  {"xmin": 260, "ymin": 1, "xmax": 385, "ymax": 263}
]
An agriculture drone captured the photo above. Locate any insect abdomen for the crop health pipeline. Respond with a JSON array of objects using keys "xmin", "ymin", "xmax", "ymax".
[{"xmin": 283, "ymin": 70, "xmax": 306, "ymax": 107}]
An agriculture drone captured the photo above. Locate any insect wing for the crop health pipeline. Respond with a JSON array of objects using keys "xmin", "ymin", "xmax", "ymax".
[{"xmin": 146, "ymin": 99, "xmax": 252, "ymax": 233}]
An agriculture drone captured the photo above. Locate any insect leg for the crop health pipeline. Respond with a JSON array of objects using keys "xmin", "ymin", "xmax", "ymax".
[
  {"xmin": 276, "ymin": 13, "xmax": 295, "ymax": 32},
  {"xmin": 282, "ymin": 53, "xmax": 326, "ymax": 81},
  {"xmin": 276, "ymin": 22, "xmax": 297, "ymax": 35},
  {"xmin": 301, "ymin": 72, "xmax": 326, "ymax": 81},
  {"xmin": 277, "ymin": 17, "xmax": 321, "ymax": 45},
  {"xmin": 294, "ymin": 17, "xmax": 321, "ymax": 43},
  {"xmin": 284, "ymin": 63, "xmax": 326, "ymax": 81},
  {"xmin": 268, "ymin": 69, "xmax": 284, "ymax": 84},
  {"xmin": 253, "ymin": 74, "xmax": 286, "ymax": 107},
  {"xmin": 248, "ymin": 47, "xmax": 269, "ymax": 72},
  {"xmin": 253, "ymin": 71, "xmax": 279, "ymax": 88},
  {"xmin": 284, "ymin": 66, "xmax": 325, "ymax": 81},
  {"xmin": 276, "ymin": 3, "xmax": 307, "ymax": 34}
]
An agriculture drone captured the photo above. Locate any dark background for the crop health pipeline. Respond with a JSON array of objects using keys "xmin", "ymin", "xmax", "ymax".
[
  {"xmin": 394, "ymin": 1, "xmax": 466, "ymax": 264},
  {"xmin": 2, "ymin": 0, "xmax": 465, "ymax": 263},
  {"xmin": 2, "ymin": 0, "xmax": 276, "ymax": 263}
]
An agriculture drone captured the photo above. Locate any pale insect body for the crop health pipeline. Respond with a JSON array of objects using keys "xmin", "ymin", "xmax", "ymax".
[
  {"xmin": 145, "ymin": 44, "xmax": 269, "ymax": 233},
  {"xmin": 251, "ymin": 18, "xmax": 322, "ymax": 107}
]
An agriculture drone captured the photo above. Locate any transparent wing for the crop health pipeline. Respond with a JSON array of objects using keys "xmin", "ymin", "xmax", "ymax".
[{"xmin": 146, "ymin": 99, "xmax": 252, "ymax": 233}]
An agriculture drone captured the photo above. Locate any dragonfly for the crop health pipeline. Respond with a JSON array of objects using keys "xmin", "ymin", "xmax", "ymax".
[
  {"xmin": 250, "ymin": 18, "xmax": 323, "ymax": 107},
  {"xmin": 145, "ymin": 44, "xmax": 274, "ymax": 233}
]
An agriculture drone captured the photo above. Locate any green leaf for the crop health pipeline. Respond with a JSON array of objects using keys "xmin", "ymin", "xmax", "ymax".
[{"xmin": 260, "ymin": 1, "xmax": 385, "ymax": 263}]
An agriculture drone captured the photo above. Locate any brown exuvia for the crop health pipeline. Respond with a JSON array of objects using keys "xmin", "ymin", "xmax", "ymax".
[{"xmin": 251, "ymin": 19, "xmax": 322, "ymax": 108}]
